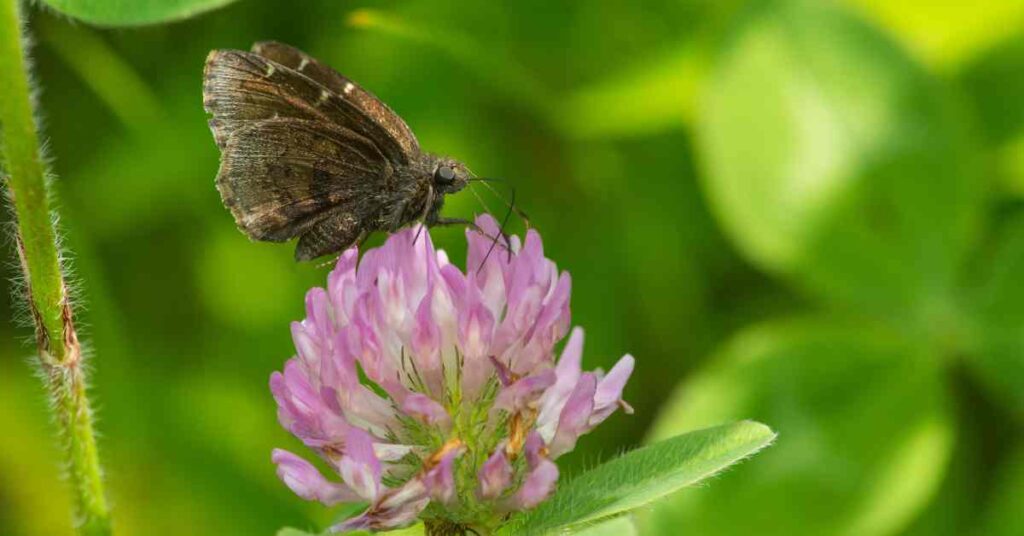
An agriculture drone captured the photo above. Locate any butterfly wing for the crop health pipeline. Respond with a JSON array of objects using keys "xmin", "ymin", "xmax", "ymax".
[
  {"xmin": 294, "ymin": 211, "xmax": 367, "ymax": 261},
  {"xmin": 216, "ymin": 116, "xmax": 393, "ymax": 248},
  {"xmin": 203, "ymin": 49, "xmax": 410, "ymax": 165},
  {"xmin": 205, "ymin": 48, "xmax": 420, "ymax": 255},
  {"xmin": 250, "ymin": 41, "xmax": 420, "ymax": 157}
]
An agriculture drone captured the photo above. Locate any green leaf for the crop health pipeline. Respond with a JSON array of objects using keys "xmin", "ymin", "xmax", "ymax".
[
  {"xmin": 959, "ymin": 36, "xmax": 1024, "ymax": 146},
  {"xmin": 992, "ymin": 134, "xmax": 1024, "ymax": 198},
  {"xmin": 957, "ymin": 35, "xmax": 1024, "ymax": 198},
  {"xmin": 975, "ymin": 446, "xmax": 1024, "ymax": 536},
  {"xmin": 37, "ymin": 0, "xmax": 236, "ymax": 26},
  {"xmin": 347, "ymin": 9, "xmax": 551, "ymax": 117},
  {"xmin": 556, "ymin": 44, "xmax": 705, "ymax": 139},
  {"xmin": 850, "ymin": 0, "xmax": 1024, "ymax": 68},
  {"xmin": 276, "ymin": 522, "xmax": 424, "ymax": 536},
  {"xmin": 963, "ymin": 213, "xmax": 1024, "ymax": 416},
  {"xmin": 36, "ymin": 15, "xmax": 161, "ymax": 129},
  {"xmin": 276, "ymin": 529, "xmax": 319, "ymax": 536},
  {"xmin": 898, "ymin": 378, "xmax": 1014, "ymax": 536},
  {"xmin": 697, "ymin": 0, "xmax": 982, "ymax": 320},
  {"xmin": 570, "ymin": 515, "xmax": 639, "ymax": 536},
  {"xmin": 509, "ymin": 420, "xmax": 775, "ymax": 535},
  {"xmin": 639, "ymin": 318, "xmax": 953, "ymax": 536},
  {"xmin": 554, "ymin": 1, "xmax": 740, "ymax": 139}
]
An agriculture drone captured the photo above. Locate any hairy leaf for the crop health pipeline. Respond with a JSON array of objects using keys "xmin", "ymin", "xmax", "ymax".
[{"xmin": 509, "ymin": 420, "xmax": 775, "ymax": 535}]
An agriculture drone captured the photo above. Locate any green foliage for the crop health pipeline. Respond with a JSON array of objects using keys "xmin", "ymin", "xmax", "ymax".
[
  {"xmin": 38, "ymin": 0, "xmax": 236, "ymax": 26},
  {"xmin": 510, "ymin": 421, "xmax": 775, "ymax": 535},
  {"xmin": 641, "ymin": 319, "xmax": 952, "ymax": 536},
  {"xmin": 570, "ymin": 516, "xmax": 638, "ymax": 536},
  {"xmin": 276, "ymin": 529, "xmax": 319, "ymax": 536},
  {"xmin": 0, "ymin": 0, "xmax": 110, "ymax": 533},
  {"xmin": 642, "ymin": 4, "xmax": 1019, "ymax": 535},
  {"xmin": 347, "ymin": 9, "xmax": 552, "ymax": 118},
  {"xmin": 2, "ymin": 0, "xmax": 1024, "ymax": 534},
  {"xmin": 963, "ymin": 213, "xmax": 1024, "ymax": 416},
  {"xmin": 556, "ymin": 44, "xmax": 705, "ymax": 139},
  {"xmin": 850, "ymin": 0, "xmax": 1024, "ymax": 68},
  {"xmin": 551, "ymin": 1, "xmax": 742, "ymax": 139},
  {"xmin": 276, "ymin": 524, "xmax": 424, "ymax": 536},
  {"xmin": 34, "ymin": 15, "xmax": 161, "ymax": 128},
  {"xmin": 976, "ymin": 446, "xmax": 1024, "ymax": 536},
  {"xmin": 1, "ymin": 0, "xmax": 65, "ymax": 363},
  {"xmin": 698, "ymin": 0, "xmax": 982, "ymax": 321}
]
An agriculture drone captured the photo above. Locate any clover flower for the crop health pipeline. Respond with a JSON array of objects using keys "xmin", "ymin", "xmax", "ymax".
[{"xmin": 270, "ymin": 215, "xmax": 634, "ymax": 533}]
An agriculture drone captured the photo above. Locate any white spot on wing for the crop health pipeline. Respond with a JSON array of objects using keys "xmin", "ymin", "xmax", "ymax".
[
  {"xmin": 343, "ymin": 82, "xmax": 355, "ymax": 95},
  {"xmin": 298, "ymin": 57, "xmax": 310, "ymax": 70},
  {"xmin": 264, "ymin": 64, "xmax": 275, "ymax": 77},
  {"xmin": 317, "ymin": 89, "xmax": 330, "ymax": 106}
]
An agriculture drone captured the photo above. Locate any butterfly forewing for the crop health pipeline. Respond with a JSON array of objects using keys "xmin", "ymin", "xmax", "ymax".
[
  {"xmin": 203, "ymin": 49, "xmax": 408, "ymax": 165},
  {"xmin": 250, "ymin": 41, "xmax": 420, "ymax": 157},
  {"xmin": 217, "ymin": 117, "xmax": 393, "ymax": 242}
]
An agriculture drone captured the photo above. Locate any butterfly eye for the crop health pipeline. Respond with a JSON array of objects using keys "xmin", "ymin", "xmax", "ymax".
[{"xmin": 435, "ymin": 165, "xmax": 456, "ymax": 184}]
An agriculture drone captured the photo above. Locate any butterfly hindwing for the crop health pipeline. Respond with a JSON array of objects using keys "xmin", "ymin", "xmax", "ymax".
[
  {"xmin": 203, "ymin": 49, "xmax": 409, "ymax": 165},
  {"xmin": 250, "ymin": 41, "xmax": 421, "ymax": 157},
  {"xmin": 216, "ymin": 117, "xmax": 393, "ymax": 242},
  {"xmin": 295, "ymin": 211, "xmax": 367, "ymax": 261}
]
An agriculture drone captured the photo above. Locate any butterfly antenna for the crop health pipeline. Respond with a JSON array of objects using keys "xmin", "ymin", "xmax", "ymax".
[
  {"xmin": 477, "ymin": 187, "xmax": 516, "ymax": 274},
  {"xmin": 467, "ymin": 181, "xmax": 514, "ymax": 260},
  {"xmin": 468, "ymin": 181, "xmax": 497, "ymax": 217},
  {"xmin": 471, "ymin": 177, "xmax": 530, "ymax": 227}
]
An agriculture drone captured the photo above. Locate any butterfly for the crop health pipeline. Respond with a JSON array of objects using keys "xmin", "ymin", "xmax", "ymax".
[{"xmin": 203, "ymin": 41, "xmax": 473, "ymax": 261}]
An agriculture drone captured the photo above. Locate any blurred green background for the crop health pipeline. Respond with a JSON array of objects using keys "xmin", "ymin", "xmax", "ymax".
[{"xmin": 1, "ymin": 0, "xmax": 1023, "ymax": 534}]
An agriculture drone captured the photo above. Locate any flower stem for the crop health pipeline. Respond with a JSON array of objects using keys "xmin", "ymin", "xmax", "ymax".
[{"xmin": 0, "ymin": 1, "xmax": 111, "ymax": 534}]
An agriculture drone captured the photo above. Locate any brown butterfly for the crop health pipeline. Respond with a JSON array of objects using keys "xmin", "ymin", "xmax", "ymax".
[{"xmin": 203, "ymin": 41, "xmax": 473, "ymax": 261}]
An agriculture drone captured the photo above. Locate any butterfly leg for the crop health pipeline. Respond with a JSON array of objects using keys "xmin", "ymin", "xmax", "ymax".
[{"xmin": 431, "ymin": 216, "xmax": 475, "ymax": 228}]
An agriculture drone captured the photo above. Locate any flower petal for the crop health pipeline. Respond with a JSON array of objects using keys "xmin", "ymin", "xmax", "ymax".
[
  {"xmin": 423, "ymin": 443, "xmax": 464, "ymax": 504},
  {"xmin": 536, "ymin": 327, "xmax": 584, "ymax": 441},
  {"xmin": 493, "ymin": 368, "xmax": 556, "ymax": 414},
  {"xmin": 272, "ymin": 449, "xmax": 358, "ymax": 505},
  {"xmin": 270, "ymin": 361, "xmax": 347, "ymax": 447},
  {"xmin": 508, "ymin": 432, "xmax": 559, "ymax": 510},
  {"xmin": 400, "ymin": 393, "xmax": 451, "ymax": 430},
  {"xmin": 373, "ymin": 443, "xmax": 414, "ymax": 462},
  {"xmin": 410, "ymin": 290, "xmax": 444, "ymax": 395},
  {"xmin": 332, "ymin": 478, "xmax": 430, "ymax": 533},
  {"xmin": 291, "ymin": 321, "xmax": 323, "ymax": 375},
  {"xmin": 337, "ymin": 425, "xmax": 382, "ymax": 501},
  {"xmin": 590, "ymin": 354, "xmax": 635, "ymax": 426},
  {"xmin": 548, "ymin": 373, "xmax": 597, "ymax": 458},
  {"xmin": 513, "ymin": 457, "xmax": 559, "ymax": 509},
  {"xmin": 478, "ymin": 447, "xmax": 513, "ymax": 500},
  {"xmin": 304, "ymin": 286, "xmax": 333, "ymax": 341},
  {"xmin": 327, "ymin": 248, "xmax": 359, "ymax": 311}
]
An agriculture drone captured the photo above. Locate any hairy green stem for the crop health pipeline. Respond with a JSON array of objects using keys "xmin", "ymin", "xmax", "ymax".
[{"xmin": 0, "ymin": 1, "xmax": 111, "ymax": 534}]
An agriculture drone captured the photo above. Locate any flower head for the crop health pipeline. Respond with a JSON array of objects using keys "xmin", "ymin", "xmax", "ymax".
[{"xmin": 271, "ymin": 215, "xmax": 634, "ymax": 532}]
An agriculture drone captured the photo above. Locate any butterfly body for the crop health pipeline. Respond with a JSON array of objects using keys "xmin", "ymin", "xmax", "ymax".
[{"xmin": 203, "ymin": 42, "xmax": 471, "ymax": 260}]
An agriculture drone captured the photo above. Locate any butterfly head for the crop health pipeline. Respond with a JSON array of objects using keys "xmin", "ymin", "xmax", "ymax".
[{"xmin": 432, "ymin": 158, "xmax": 471, "ymax": 195}]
